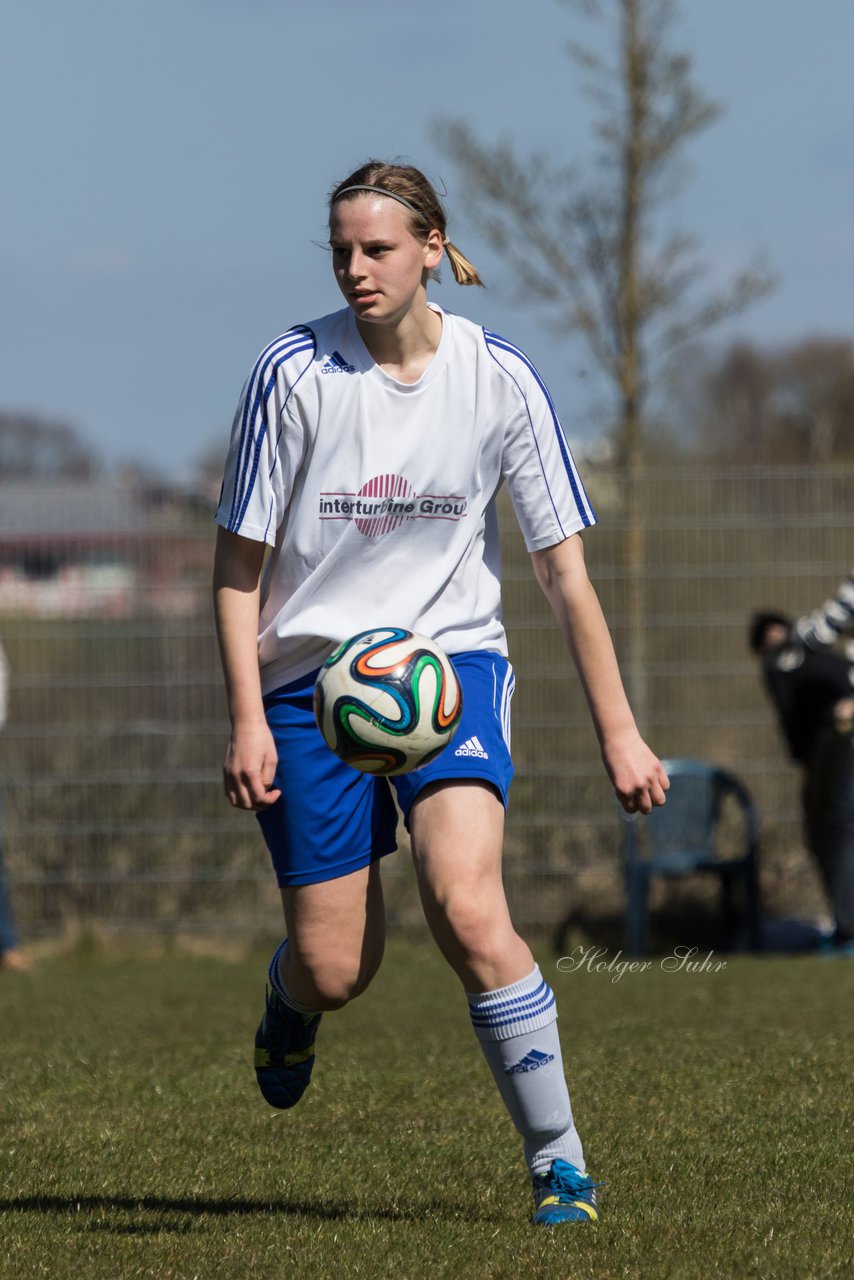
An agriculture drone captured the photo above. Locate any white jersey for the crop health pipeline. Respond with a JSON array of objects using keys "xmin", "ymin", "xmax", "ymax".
[{"xmin": 216, "ymin": 304, "xmax": 596, "ymax": 693}]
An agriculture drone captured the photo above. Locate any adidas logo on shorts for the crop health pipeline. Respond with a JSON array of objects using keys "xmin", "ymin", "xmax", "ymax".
[{"xmin": 455, "ymin": 735, "xmax": 489, "ymax": 759}]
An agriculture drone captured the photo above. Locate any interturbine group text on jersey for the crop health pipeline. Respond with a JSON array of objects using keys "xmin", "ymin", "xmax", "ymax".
[{"xmin": 318, "ymin": 493, "xmax": 468, "ymax": 521}]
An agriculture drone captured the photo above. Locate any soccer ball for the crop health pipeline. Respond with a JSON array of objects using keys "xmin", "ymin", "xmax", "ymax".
[{"xmin": 313, "ymin": 627, "xmax": 463, "ymax": 776}]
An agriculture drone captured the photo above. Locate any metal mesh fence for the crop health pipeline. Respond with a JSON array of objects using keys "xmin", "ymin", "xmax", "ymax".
[{"xmin": 1, "ymin": 464, "xmax": 852, "ymax": 940}]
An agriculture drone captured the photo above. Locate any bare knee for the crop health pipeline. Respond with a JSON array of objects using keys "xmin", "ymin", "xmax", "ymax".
[
  {"xmin": 287, "ymin": 938, "xmax": 384, "ymax": 1010},
  {"xmin": 410, "ymin": 783, "xmax": 529, "ymax": 988},
  {"xmin": 422, "ymin": 882, "xmax": 532, "ymax": 991},
  {"xmin": 438, "ymin": 890, "xmax": 511, "ymax": 966}
]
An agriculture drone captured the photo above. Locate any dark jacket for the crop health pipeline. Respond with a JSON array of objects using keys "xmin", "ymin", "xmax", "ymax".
[{"xmin": 762, "ymin": 644, "xmax": 854, "ymax": 763}]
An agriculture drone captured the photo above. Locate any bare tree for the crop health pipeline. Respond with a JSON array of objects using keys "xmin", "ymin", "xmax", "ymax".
[
  {"xmin": 683, "ymin": 337, "xmax": 854, "ymax": 463},
  {"xmin": 772, "ymin": 339, "xmax": 854, "ymax": 463},
  {"xmin": 0, "ymin": 411, "xmax": 100, "ymax": 480},
  {"xmin": 435, "ymin": 0, "xmax": 774, "ymax": 727}
]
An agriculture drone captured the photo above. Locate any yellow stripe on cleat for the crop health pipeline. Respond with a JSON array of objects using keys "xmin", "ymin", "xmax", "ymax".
[
  {"xmin": 572, "ymin": 1201, "xmax": 598, "ymax": 1221},
  {"xmin": 283, "ymin": 1047, "xmax": 315, "ymax": 1065},
  {"xmin": 254, "ymin": 1046, "xmax": 315, "ymax": 1069}
]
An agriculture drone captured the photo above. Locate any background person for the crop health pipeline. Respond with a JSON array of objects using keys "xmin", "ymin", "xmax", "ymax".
[
  {"xmin": 749, "ymin": 611, "xmax": 854, "ymax": 955},
  {"xmin": 213, "ymin": 160, "xmax": 668, "ymax": 1226}
]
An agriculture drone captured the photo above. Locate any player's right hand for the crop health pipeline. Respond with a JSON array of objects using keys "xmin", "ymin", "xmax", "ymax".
[{"xmin": 223, "ymin": 722, "xmax": 282, "ymax": 811}]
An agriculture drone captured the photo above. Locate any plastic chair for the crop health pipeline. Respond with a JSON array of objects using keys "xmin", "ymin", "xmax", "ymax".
[{"xmin": 623, "ymin": 758, "xmax": 761, "ymax": 956}]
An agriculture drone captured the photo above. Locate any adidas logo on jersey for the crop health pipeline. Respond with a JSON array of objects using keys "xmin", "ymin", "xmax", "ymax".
[
  {"xmin": 454, "ymin": 735, "xmax": 488, "ymax": 759},
  {"xmin": 505, "ymin": 1049, "xmax": 555, "ymax": 1075},
  {"xmin": 321, "ymin": 350, "xmax": 356, "ymax": 374}
]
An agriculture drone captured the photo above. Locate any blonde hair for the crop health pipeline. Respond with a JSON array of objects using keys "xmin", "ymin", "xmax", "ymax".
[{"xmin": 329, "ymin": 160, "xmax": 484, "ymax": 288}]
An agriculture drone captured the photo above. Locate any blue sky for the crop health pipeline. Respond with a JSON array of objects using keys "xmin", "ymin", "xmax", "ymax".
[{"xmin": 2, "ymin": 0, "xmax": 853, "ymax": 477}]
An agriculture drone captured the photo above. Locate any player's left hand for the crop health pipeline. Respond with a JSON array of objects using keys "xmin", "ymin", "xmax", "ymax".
[{"xmin": 601, "ymin": 733, "xmax": 670, "ymax": 815}]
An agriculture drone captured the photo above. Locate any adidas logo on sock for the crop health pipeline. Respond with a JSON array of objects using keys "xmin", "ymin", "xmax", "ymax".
[
  {"xmin": 321, "ymin": 350, "xmax": 356, "ymax": 374},
  {"xmin": 505, "ymin": 1048, "xmax": 555, "ymax": 1075},
  {"xmin": 454, "ymin": 735, "xmax": 489, "ymax": 759}
]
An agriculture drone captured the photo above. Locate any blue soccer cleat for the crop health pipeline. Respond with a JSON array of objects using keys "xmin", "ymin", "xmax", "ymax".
[
  {"xmin": 531, "ymin": 1158, "xmax": 604, "ymax": 1225},
  {"xmin": 254, "ymin": 988, "xmax": 322, "ymax": 1110}
]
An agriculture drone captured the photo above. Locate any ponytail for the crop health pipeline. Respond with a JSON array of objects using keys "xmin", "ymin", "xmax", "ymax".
[{"xmin": 443, "ymin": 239, "xmax": 485, "ymax": 288}]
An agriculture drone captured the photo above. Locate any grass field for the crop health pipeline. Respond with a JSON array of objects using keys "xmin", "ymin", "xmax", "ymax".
[{"xmin": 1, "ymin": 936, "xmax": 852, "ymax": 1280}]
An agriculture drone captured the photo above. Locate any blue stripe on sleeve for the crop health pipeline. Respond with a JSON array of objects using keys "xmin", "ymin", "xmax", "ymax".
[
  {"xmin": 228, "ymin": 327, "xmax": 314, "ymax": 529},
  {"xmin": 484, "ymin": 329, "xmax": 596, "ymax": 530},
  {"xmin": 229, "ymin": 332, "xmax": 306, "ymax": 532},
  {"xmin": 228, "ymin": 327, "xmax": 316, "ymax": 534}
]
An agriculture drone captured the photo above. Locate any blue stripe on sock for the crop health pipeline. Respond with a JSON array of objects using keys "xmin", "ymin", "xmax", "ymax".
[
  {"xmin": 469, "ymin": 996, "xmax": 556, "ymax": 1031},
  {"xmin": 268, "ymin": 939, "xmax": 289, "ymax": 998},
  {"xmin": 469, "ymin": 982, "xmax": 556, "ymax": 1029},
  {"xmin": 468, "ymin": 979, "xmax": 551, "ymax": 1017}
]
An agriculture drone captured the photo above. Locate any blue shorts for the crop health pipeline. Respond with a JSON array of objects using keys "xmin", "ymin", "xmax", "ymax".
[{"xmin": 257, "ymin": 650, "xmax": 515, "ymax": 887}]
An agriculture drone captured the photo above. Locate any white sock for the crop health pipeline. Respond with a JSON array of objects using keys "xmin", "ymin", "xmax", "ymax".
[
  {"xmin": 267, "ymin": 939, "xmax": 319, "ymax": 1020},
  {"xmin": 467, "ymin": 964, "xmax": 585, "ymax": 1177}
]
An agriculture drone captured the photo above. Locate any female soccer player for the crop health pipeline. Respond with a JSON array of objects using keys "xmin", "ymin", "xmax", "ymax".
[{"xmin": 213, "ymin": 160, "xmax": 669, "ymax": 1226}]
